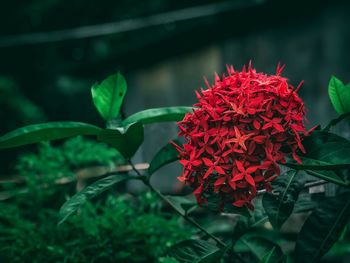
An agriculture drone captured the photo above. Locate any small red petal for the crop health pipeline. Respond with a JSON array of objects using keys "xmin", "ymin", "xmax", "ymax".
[
  {"xmin": 253, "ymin": 135, "xmax": 266, "ymax": 143},
  {"xmin": 232, "ymin": 173, "xmax": 244, "ymax": 182},
  {"xmin": 202, "ymin": 157, "xmax": 213, "ymax": 166},
  {"xmin": 233, "ymin": 200, "xmax": 246, "ymax": 207},
  {"xmin": 273, "ymin": 123, "xmax": 285, "ymax": 132},
  {"xmin": 253, "ymin": 119, "xmax": 261, "ymax": 129},
  {"xmin": 214, "ymin": 176, "xmax": 226, "ymax": 186},
  {"xmin": 203, "ymin": 167, "xmax": 214, "ymax": 179},
  {"xmin": 245, "ymin": 174, "xmax": 256, "ymax": 187},
  {"xmin": 215, "ymin": 166, "xmax": 226, "ymax": 175}
]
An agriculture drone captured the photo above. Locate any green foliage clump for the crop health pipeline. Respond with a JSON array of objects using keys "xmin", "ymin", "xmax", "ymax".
[
  {"xmin": 0, "ymin": 137, "xmax": 192, "ymax": 262},
  {"xmin": 0, "ymin": 193, "xmax": 191, "ymax": 263},
  {"xmin": 16, "ymin": 136, "xmax": 124, "ymax": 186},
  {"xmin": 0, "ymin": 136, "xmax": 124, "ymax": 208}
]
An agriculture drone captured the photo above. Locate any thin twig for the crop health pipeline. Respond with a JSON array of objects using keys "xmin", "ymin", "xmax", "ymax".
[
  {"xmin": 127, "ymin": 159, "xmax": 227, "ymax": 248},
  {"xmin": 0, "ymin": 163, "xmax": 148, "ymax": 200},
  {"xmin": 0, "ymin": 1, "xmax": 262, "ymax": 47},
  {"xmin": 324, "ymin": 112, "xmax": 350, "ymax": 131},
  {"xmin": 257, "ymin": 179, "xmax": 331, "ymax": 196},
  {"xmin": 0, "ymin": 163, "xmax": 149, "ymax": 184}
]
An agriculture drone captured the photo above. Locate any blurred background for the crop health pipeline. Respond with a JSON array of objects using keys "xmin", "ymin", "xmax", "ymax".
[{"xmin": 1, "ymin": 1, "xmax": 350, "ymax": 262}]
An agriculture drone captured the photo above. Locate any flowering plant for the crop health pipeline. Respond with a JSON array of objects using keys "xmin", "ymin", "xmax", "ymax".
[
  {"xmin": 175, "ymin": 64, "xmax": 311, "ymax": 211},
  {"xmin": 1, "ymin": 64, "xmax": 350, "ymax": 262}
]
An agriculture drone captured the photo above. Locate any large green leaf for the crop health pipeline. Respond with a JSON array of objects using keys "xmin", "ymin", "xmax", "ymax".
[
  {"xmin": 286, "ymin": 131, "xmax": 350, "ymax": 170},
  {"xmin": 97, "ymin": 122, "xmax": 144, "ymax": 158},
  {"xmin": 231, "ymin": 202, "xmax": 268, "ymax": 246},
  {"xmin": 293, "ymin": 194, "xmax": 316, "ymax": 213},
  {"xmin": 285, "ymin": 131, "xmax": 350, "ymax": 187},
  {"xmin": 91, "ymin": 72, "xmax": 127, "ymax": 121},
  {"xmin": 235, "ymin": 236, "xmax": 284, "ymax": 263},
  {"xmin": 167, "ymin": 239, "xmax": 221, "ymax": 263},
  {"xmin": 59, "ymin": 173, "xmax": 136, "ymax": 224},
  {"xmin": 262, "ymin": 170, "xmax": 305, "ymax": 230},
  {"xmin": 149, "ymin": 140, "xmax": 180, "ymax": 175},
  {"xmin": 328, "ymin": 76, "xmax": 350, "ymax": 114},
  {"xmin": 295, "ymin": 193, "xmax": 350, "ymax": 263},
  {"xmin": 0, "ymin": 122, "xmax": 101, "ymax": 149},
  {"xmin": 122, "ymin": 106, "xmax": 192, "ymax": 126}
]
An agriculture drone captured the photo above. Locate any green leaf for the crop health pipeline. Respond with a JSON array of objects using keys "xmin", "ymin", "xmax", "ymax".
[
  {"xmin": 328, "ymin": 76, "xmax": 350, "ymax": 114},
  {"xmin": 306, "ymin": 170, "xmax": 347, "ymax": 187},
  {"xmin": 285, "ymin": 131, "xmax": 350, "ymax": 187},
  {"xmin": 167, "ymin": 239, "xmax": 221, "ymax": 263},
  {"xmin": 261, "ymin": 247, "xmax": 276, "ymax": 263},
  {"xmin": 0, "ymin": 122, "xmax": 101, "ymax": 149},
  {"xmin": 236, "ymin": 236, "xmax": 284, "ymax": 263},
  {"xmin": 158, "ymin": 257, "xmax": 180, "ymax": 263},
  {"xmin": 97, "ymin": 122, "xmax": 144, "ymax": 158},
  {"xmin": 91, "ymin": 72, "xmax": 127, "ymax": 121},
  {"xmin": 262, "ymin": 170, "xmax": 305, "ymax": 230},
  {"xmin": 59, "ymin": 173, "xmax": 135, "ymax": 224},
  {"xmin": 295, "ymin": 193, "xmax": 350, "ymax": 263},
  {"xmin": 165, "ymin": 195, "xmax": 196, "ymax": 216},
  {"xmin": 149, "ymin": 140, "xmax": 179, "ymax": 175},
  {"xmin": 293, "ymin": 195, "xmax": 316, "ymax": 213},
  {"xmin": 122, "ymin": 107, "xmax": 193, "ymax": 126},
  {"xmin": 231, "ymin": 206, "xmax": 268, "ymax": 248},
  {"xmin": 286, "ymin": 131, "xmax": 350, "ymax": 170}
]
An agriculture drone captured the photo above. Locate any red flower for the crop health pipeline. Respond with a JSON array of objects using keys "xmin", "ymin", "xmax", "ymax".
[{"xmin": 174, "ymin": 63, "xmax": 311, "ymax": 211}]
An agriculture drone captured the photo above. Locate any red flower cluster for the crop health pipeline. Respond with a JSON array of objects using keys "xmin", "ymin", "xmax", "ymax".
[{"xmin": 173, "ymin": 63, "xmax": 310, "ymax": 210}]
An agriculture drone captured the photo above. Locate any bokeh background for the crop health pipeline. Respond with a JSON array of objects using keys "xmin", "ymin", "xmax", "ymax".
[{"xmin": 1, "ymin": 0, "xmax": 350, "ymax": 182}]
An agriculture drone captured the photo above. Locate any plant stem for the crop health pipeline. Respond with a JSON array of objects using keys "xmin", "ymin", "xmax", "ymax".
[
  {"xmin": 306, "ymin": 170, "xmax": 349, "ymax": 188},
  {"xmin": 257, "ymin": 179, "xmax": 341, "ymax": 196},
  {"xmin": 127, "ymin": 159, "xmax": 227, "ymax": 248},
  {"xmin": 154, "ymin": 185, "xmax": 227, "ymax": 248},
  {"xmin": 324, "ymin": 112, "xmax": 350, "ymax": 131}
]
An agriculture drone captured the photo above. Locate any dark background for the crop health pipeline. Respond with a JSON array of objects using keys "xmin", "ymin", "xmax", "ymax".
[{"xmin": 0, "ymin": 0, "xmax": 350, "ymax": 178}]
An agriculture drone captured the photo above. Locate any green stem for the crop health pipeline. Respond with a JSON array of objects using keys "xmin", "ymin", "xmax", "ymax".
[
  {"xmin": 127, "ymin": 159, "xmax": 227, "ymax": 248},
  {"xmin": 324, "ymin": 112, "xmax": 350, "ymax": 132},
  {"xmin": 306, "ymin": 170, "xmax": 349, "ymax": 188}
]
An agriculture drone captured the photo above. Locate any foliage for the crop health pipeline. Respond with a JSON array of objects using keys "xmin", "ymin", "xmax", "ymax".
[
  {"xmin": 97, "ymin": 122, "xmax": 144, "ymax": 158},
  {"xmin": 262, "ymin": 170, "xmax": 306, "ymax": 230},
  {"xmin": 0, "ymin": 136, "xmax": 124, "ymax": 208},
  {"xmin": 0, "ymin": 137, "xmax": 192, "ymax": 263},
  {"xmin": 0, "ymin": 193, "xmax": 192, "ymax": 263},
  {"xmin": 167, "ymin": 239, "xmax": 222, "ymax": 263},
  {"xmin": 58, "ymin": 173, "xmax": 134, "ymax": 224},
  {"xmin": 295, "ymin": 193, "xmax": 350, "ymax": 262},
  {"xmin": 328, "ymin": 76, "xmax": 350, "ymax": 115},
  {"xmin": 91, "ymin": 72, "xmax": 127, "ymax": 122},
  {"xmin": 15, "ymin": 136, "xmax": 123, "ymax": 185},
  {"xmin": 1, "ymin": 71, "xmax": 350, "ymax": 263}
]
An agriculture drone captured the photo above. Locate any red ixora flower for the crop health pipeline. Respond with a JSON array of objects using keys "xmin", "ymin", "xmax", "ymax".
[{"xmin": 173, "ymin": 62, "xmax": 312, "ymax": 211}]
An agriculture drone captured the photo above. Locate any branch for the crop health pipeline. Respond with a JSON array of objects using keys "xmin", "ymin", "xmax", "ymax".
[
  {"xmin": 257, "ymin": 179, "xmax": 331, "ymax": 196},
  {"xmin": 127, "ymin": 159, "xmax": 227, "ymax": 248},
  {"xmin": 324, "ymin": 112, "xmax": 350, "ymax": 131},
  {"xmin": 0, "ymin": 1, "xmax": 262, "ymax": 47},
  {"xmin": 0, "ymin": 162, "xmax": 149, "ymax": 184}
]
